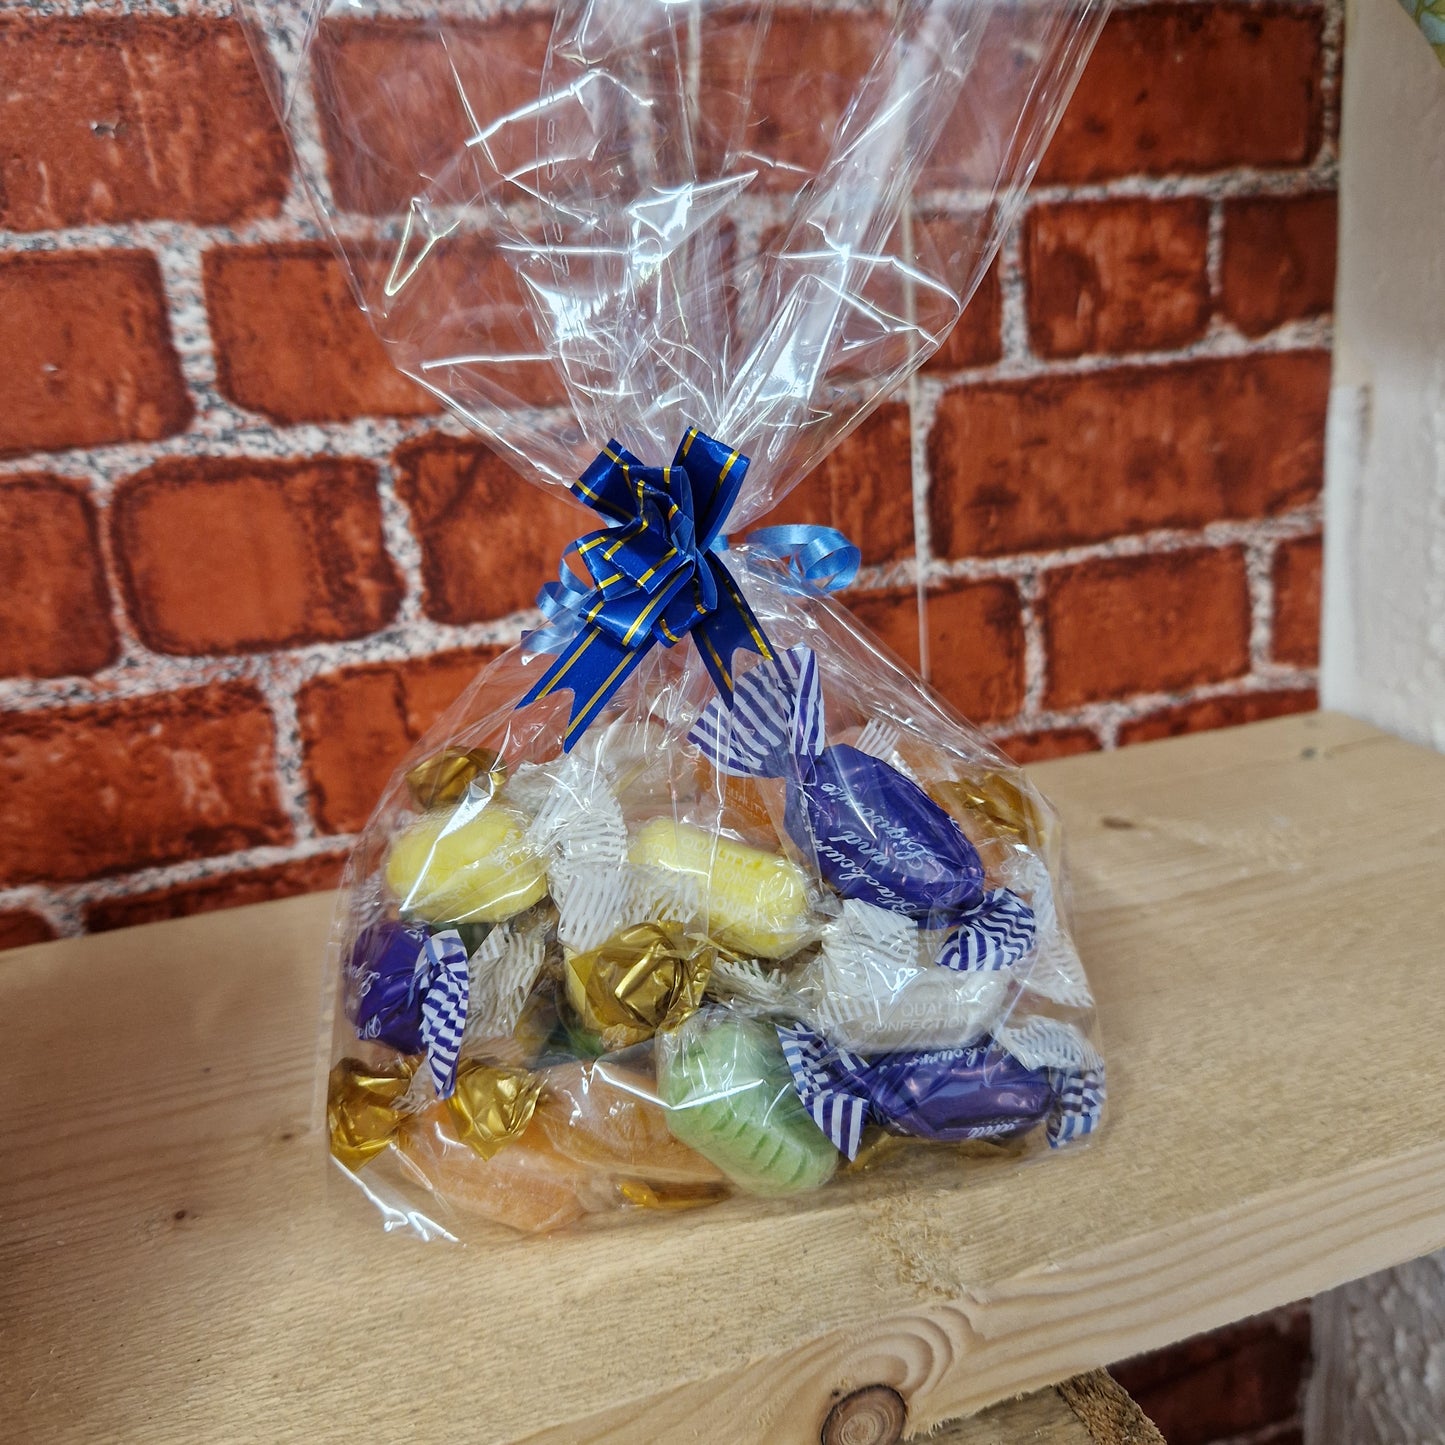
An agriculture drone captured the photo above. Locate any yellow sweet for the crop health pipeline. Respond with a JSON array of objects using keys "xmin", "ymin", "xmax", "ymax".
[
  {"xmin": 385, "ymin": 802, "xmax": 548, "ymax": 924},
  {"xmin": 628, "ymin": 817, "xmax": 813, "ymax": 958}
]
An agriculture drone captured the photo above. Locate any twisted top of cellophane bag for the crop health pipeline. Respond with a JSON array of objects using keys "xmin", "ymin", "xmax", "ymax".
[{"xmin": 242, "ymin": 0, "xmax": 1106, "ymax": 522}]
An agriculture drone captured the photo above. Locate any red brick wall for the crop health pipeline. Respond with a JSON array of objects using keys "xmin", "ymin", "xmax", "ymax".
[
  {"xmin": 1113, "ymin": 1303, "xmax": 1314, "ymax": 1445},
  {"xmin": 0, "ymin": 1, "xmax": 1336, "ymax": 964}
]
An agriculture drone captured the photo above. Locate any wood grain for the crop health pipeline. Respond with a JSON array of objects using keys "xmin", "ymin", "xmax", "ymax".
[{"xmin": 3, "ymin": 713, "xmax": 1444, "ymax": 1443}]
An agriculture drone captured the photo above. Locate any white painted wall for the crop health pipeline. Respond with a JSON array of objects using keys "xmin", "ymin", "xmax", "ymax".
[
  {"xmin": 1322, "ymin": 0, "xmax": 1445, "ymax": 748},
  {"xmin": 1311, "ymin": 2, "xmax": 1445, "ymax": 1438}
]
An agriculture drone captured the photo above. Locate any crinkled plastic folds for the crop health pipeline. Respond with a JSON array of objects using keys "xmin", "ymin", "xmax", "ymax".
[{"xmin": 241, "ymin": 0, "xmax": 1111, "ymax": 1239}]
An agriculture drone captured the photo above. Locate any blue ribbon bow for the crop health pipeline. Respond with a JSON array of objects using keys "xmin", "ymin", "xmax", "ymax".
[{"xmin": 520, "ymin": 427, "xmax": 777, "ymax": 749}]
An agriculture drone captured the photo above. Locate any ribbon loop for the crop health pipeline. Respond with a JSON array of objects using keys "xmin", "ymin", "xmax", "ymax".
[{"xmin": 746, "ymin": 525, "xmax": 861, "ymax": 594}]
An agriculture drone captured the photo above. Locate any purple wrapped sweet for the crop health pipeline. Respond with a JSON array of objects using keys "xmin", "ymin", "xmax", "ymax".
[
  {"xmin": 858, "ymin": 1044, "xmax": 1056, "ymax": 1142},
  {"xmin": 784, "ymin": 742, "xmax": 985, "ymax": 917},
  {"xmin": 346, "ymin": 919, "xmax": 429, "ymax": 1052},
  {"xmin": 776, "ymin": 1024, "xmax": 1057, "ymax": 1158},
  {"xmin": 691, "ymin": 646, "xmax": 984, "ymax": 920}
]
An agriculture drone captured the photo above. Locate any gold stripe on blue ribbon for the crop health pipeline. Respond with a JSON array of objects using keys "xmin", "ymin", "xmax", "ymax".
[{"xmin": 520, "ymin": 427, "xmax": 777, "ymax": 749}]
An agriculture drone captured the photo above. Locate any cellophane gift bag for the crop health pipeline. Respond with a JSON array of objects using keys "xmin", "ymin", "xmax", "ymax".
[{"xmin": 241, "ymin": 0, "xmax": 1110, "ymax": 1239}]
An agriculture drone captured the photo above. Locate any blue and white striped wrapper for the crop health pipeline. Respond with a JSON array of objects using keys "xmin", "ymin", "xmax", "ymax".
[
  {"xmin": 992, "ymin": 1015, "xmax": 1107, "ymax": 1150},
  {"xmin": 776, "ymin": 1022, "xmax": 870, "ymax": 1160},
  {"xmin": 1047, "ymin": 1069, "xmax": 1105, "ymax": 1147},
  {"xmin": 936, "ymin": 889, "xmax": 1037, "ymax": 972},
  {"xmin": 419, "ymin": 929, "xmax": 471, "ymax": 1099},
  {"xmin": 691, "ymin": 644, "xmax": 990, "ymax": 920},
  {"xmin": 689, "ymin": 645, "xmax": 824, "ymax": 776},
  {"xmin": 780, "ymin": 1015, "xmax": 1103, "ymax": 1157}
]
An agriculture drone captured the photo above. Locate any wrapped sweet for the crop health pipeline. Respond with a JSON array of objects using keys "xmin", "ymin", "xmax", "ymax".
[{"xmin": 244, "ymin": 0, "xmax": 1111, "ymax": 1238}]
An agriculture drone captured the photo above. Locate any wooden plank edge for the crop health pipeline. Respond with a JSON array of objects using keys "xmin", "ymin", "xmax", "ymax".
[
  {"xmin": 519, "ymin": 1139, "xmax": 1445, "ymax": 1443},
  {"xmin": 1056, "ymin": 1372, "xmax": 1165, "ymax": 1445}
]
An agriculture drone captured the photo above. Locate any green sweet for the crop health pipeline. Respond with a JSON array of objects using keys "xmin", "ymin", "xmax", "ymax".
[{"xmin": 658, "ymin": 1013, "xmax": 838, "ymax": 1196}]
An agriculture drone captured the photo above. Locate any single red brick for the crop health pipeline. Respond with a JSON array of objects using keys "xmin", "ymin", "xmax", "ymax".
[
  {"xmin": 847, "ymin": 588, "xmax": 923, "ymax": 671},
  {"xmin": 0, "ymin": 911, "xmax": 57, "ymax": 951},
  {"xmin": 924, "ymin": 8, "xmax": 1093, "ymax": 192},
  {"xmin": 84, "ymin": 852, "xmax": 346, "ymax": 933},
  {"xmin": 1111, "ymin": 1309, "xmax": 1311, "ymax": 1445},
  {"xmin": 925, "ymin": 254, "xmax": 1003, "ymax": 372},
  {"xmin": 1118, "ymin": 687, "xmax": 1318, "ymax": 746},
  {"xmin": 311, "ymin": 15, "xmax": 553, "ymax": 214},
  {"xmin": 751, "ymin": 405, "xmax": 914, "ymax": 566},
  {"xmin": 298, "ymin": 647, "xmax": 501, "ymax": 835},
  {"xmin": 0, "ymin": 685, "xmax": 291, "ymax": 887},
  {"xmin": 392, "ymin": 438, "xmax": 583, "ymax": 626},
  {"xmin": 929, "ymin": 353, "xmax": 1329, "ymax": 559},
  {"xmin": 112, "ymin": 456, "xmax": 401, "ymax": 657},
  {"xmin": 1271, "ymin": 534, "xmax": 1323, "ymax": 667},
  {"xmin": 1222, "ymin": 193, "xmax": 1338, "ymax": 338},
  {"xmin": 927, "ymin": 579, "xmax": 1026, "ymax": 724},
  {"xmin": 0, "ymin": 476, "xmax": 116, "ymax": 679},
  {"xmin": 700, "ymin": 8, "xmax": 890, "ymax": 189},
  {"xmin": 1040, "ymin": 6, "xmax": 1324, "ymax": 183},
  {"xmin": 1042, "ymin": 548, "xmax": 1252, "ymax": 708},
  {"xmin": 204, "ymin": 245, "xmax": 435, "ymax": 425},
  {"xmin": 1024, "ymin": 199, "xmax": 1211, "ymax": 358},
  {"xmin": 916, "ymin": 216, "xmax": 1003, "ymax": 373},
  {"xmin": 0, "ymin": 250, "xmax": 191, "ymax": 457},
  {"xmin": 0, "ymin": 17, "xmax": 288, "ymax": 231},
  {"xmin": 994, "ymin": 727, "xmax": 1102, "ymax": 764}
]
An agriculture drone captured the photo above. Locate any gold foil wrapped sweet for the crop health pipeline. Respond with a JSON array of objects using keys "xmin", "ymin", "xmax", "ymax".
[
  {"xmin": 328, "ymin": 1056, "xmax": 417, "ymax": 1170},
  {"xmin": 929, "ymin": 771, "xmax": 1047, "ymax": 847},
  {"xmin": 445, "ymin": 1060, "xmax": 544, "ymax": 1160},
  {"xmin": 564, "ymin": 922, "xmax": 713, "ymax": 1051},
  {"xmin": 405, "ymin": 746, "xmax": 506, "ymax": 810}
]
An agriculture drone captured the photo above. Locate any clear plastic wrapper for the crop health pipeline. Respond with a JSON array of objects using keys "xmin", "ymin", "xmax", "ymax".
[{"xmin": 243, "ymin": 0, "xmax": 1111, "ymax": 1238}]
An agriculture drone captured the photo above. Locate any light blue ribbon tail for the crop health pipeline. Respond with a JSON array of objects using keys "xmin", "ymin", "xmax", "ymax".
[
  {"xmin": 747, "ymin": 525, "xmax": 861, "ymax": 594},
  {"xmin": 517, "ymin": 428, "xmax": 860, "ymax": 751}
]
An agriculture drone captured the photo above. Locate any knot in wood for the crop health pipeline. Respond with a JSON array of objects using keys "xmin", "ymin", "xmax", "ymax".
[{"xmin": 820, "ymin": 1384, "xmax": 907, "ymax": 1445}]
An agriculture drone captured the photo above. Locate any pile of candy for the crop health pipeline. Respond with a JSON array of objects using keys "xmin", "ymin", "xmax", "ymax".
[{"xmin": 329, "ymin": 645, "xmax": 1104, "ymax": 1234}]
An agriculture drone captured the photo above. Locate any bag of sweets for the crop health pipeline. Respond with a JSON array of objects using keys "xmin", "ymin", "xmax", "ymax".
[{"xmin": 241, "ymin": 0, "xmax": 1110, "ymax": 1237}]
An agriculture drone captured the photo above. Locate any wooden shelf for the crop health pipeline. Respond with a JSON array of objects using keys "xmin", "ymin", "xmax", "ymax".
[{"xmin": 3, "ymin": 712, "xmax": 1443, "ymax": 1443}]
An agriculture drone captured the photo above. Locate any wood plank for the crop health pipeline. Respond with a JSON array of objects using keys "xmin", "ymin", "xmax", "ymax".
[
  {"xmin": 922, "ymin": 1372, "xmax": 1164, "ymax": 1445},
  {"xmin": 1055, "ymin": 1372, "xmax": 1165, "ymax": 1445},
  {"xmin": 2, "ymin": 712, "xmax": 1443, "ymax": 1444},
  {"xmin": 935, "ymin": 1390, "xmax": 1098, "ymax": 1445}
]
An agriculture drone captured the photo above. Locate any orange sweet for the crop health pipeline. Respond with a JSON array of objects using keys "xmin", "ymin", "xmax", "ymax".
[
  {"xmin": 397, "ymin": 1105, "xmax": 599, "ymax": 1235},
  {"xmin": 533, "ymin": 1060, "xmax": 727, "ymax": 1188}
]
